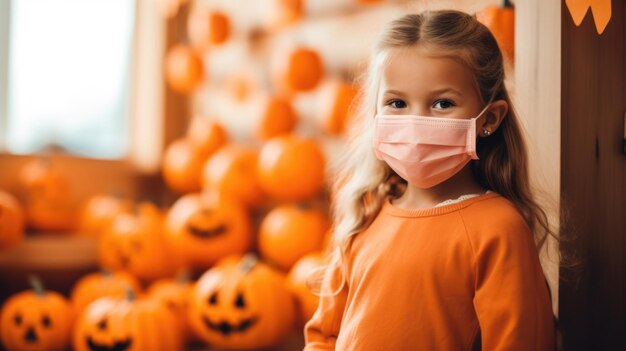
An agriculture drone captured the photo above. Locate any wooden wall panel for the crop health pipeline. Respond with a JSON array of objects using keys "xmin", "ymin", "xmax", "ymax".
[{"xmin": 559, "ymin": 0, "xmax": 626, "ymax": 349}]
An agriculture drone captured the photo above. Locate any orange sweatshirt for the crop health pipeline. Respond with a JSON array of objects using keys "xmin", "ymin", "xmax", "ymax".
[{"xmin": 304, "ymin": 192, "xmax": 554, "ymax": 350}]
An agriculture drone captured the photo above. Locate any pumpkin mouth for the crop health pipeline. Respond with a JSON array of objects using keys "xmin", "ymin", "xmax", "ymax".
[
  {"xmin": 24, "ymin": 326, "xmax": 38, "ymax": 343},
  {"xmin": 86, "ymin": 336, "xmax": 132, "ymax": 351},
  {"xmin": 202, "ymin": 315, "xmax": 257, "ymax": 335},
  {"xmin": 186, "ymin": 223, "xmax": 227, "ymax": 239}
]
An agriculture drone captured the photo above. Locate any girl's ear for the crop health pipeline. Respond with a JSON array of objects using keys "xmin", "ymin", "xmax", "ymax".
[{"xmin": 479, "ymin": 99, "xmax": 508, "ymax": 137}]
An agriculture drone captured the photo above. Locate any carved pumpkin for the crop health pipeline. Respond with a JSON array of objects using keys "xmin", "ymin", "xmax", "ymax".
[
  {"xmin": 189, "ymin": 254, "xmax": 296, "ymax": 349},
  {"xmin": 477, "ymin": 0, "xmax": 515, "ymax": 61},
  {"xmin": 278, "ymin": 47, "xmax": 324, "ymax": 93},
  {"xmin": 186, "ymin": 116, "xmax": 228, "ymax": 157},
  {"xmin": 201, "ymin": 145, "xmax": 265, "ymax": 209},
  {"xmin": 165, "ymin": 193, "xmax": 252, "ymax": 269},
  {"xmin": 165, "ymin": 44, "xmax": 204, "ymax": 94},
  {"xmin": 147, "ymin": 275, "xmax": 197, "ymax": 342},
  {"xmin": 162, "ymin": 138, "xmax": 206, "ymax": 193},
  {"xmin": 320, "ymin": 79, "xmax": 359, "ymax": 135},
  {"xmin": 0, "ymin": 278, "xmax": 73, "ymax": 351},
  {"xmin": 79, "ymin": 194, "xmax": 133, "ymax": 236},
  {"xmin": 19, "ymin": 158, "xmax": 76, "ymax": 231},
  {"xmin": 70, "ymin": 271, "xmax": 142, "ymax": 316},
  {"xmin": 99, "ymin": 203, "xmax": 177, "ymax": 282},
  {"xmin": 188, "ymin": 8, "xmax": 230, "ymax": 50},
  {"xmin": 287, "ymin": 252, "xmax": 326, "ymax": 327},
  {"xmin": 256, "ymin": 95, "xmax": 297, "ymax": 140},
  {"xmin": 257, "ymin": 135, "xmax": 326, "ymax": 201},
  {"xmin": 73, "ymin": 290, "xmax": 183, "ymax": 351},
  {"xmin": 259, "ymin": 203, "xmax": 329, "ymax": 270},
  {"xmin": 0, "ymin": 190, "xmax": 25, "ymax": 249}
]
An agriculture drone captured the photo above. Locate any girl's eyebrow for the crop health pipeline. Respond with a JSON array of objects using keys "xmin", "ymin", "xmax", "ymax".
[
  {"xmin": 430, "ymin": 88, "xmax": 463, "ymax": 96},
  {"xmin": 382, "ymin": 89, "xmax": 407, "ymax": 97}
]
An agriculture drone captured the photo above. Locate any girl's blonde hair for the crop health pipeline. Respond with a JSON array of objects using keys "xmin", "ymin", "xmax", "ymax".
[{"xmin": 313, "ymin": 10, "xmax": 558, "ymax": 296}]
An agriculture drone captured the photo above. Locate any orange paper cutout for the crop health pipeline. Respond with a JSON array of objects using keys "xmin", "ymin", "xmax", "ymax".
[{"xmin": 565, "ymin": 0, "xmax": 612, "ymax": 34}]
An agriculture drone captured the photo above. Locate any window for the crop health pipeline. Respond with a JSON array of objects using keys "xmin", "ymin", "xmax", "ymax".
[{"xmin": 1, "ymin": 0, "xmax": 135, "ymax": 159}]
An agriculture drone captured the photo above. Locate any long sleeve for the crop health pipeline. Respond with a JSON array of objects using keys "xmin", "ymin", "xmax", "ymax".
[
  {"xmin": 303, "ymin": 264, "xmax": 349, "ymax": 351},
  {"xmin": 468, "ymin": 214, "xmax": 555, "ymax": 351}
]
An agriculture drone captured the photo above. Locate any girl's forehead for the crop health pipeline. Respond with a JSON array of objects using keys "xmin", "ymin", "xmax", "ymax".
[{"xmin": 380, "ymin": 47, "xmax": 477, "ymax": 96}]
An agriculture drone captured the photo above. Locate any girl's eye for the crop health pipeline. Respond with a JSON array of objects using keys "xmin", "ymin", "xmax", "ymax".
[
  {"xmin": 387, "ymin": 99, "xmax": 407, "ymax": 109},
  {"xmin": 433, "ymin": 100, "xmax": 455, "ymax": 109}
]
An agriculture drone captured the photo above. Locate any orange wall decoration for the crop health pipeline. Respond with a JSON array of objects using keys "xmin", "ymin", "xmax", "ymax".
[{"xmin": 565, "ymin": 0, "xmax": 612, "ymax": 34}]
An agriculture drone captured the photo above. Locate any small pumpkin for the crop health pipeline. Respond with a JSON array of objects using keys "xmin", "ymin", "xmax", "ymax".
[
  {"xmin": 165, "ymin": 44, "xmax": 204, "ymax": 94},
  {"xmin": 165, "ymin": 193, "xmax": 252, "ymax": 269},
  {"xmin": 19, "ymin": 158, "xmax": 76, "ymax": 232},
  {"xmin": 188, "ymin": 254, "xmax": 296, "ymax": 349},
  {"xmin": 186, "ymin": 116, "xmax": 228, "ymax": 157},
  {"xmin": 70, "ymin": 270, "xmax": 142, "ymax": 316},
  {"xmin": 147, "ymin": 274, "xmax": 197, "ymax": 342},
  {"xmin": 287, "ymin": 252, "xmax": 326, "ymax": 327},
  {"xmin": 73, "ymin": 289, "xmax": 183, "ymax": 351},
  {"xmin": 477, "ymin": 0, "xmax": 515, "ymax": 61},
  {"xmin": 162, "ymin": 138, "xmax": 206, "ymax": 193},
  {"xmin": 259, "ymin": 203, "xmax": 329, "ymax": 270},
  {"xmin": 279, "ymin": 47, "xmax": 324, "ymax": 93},
  {"xmin": 274, "ymin": 0, "xmax": 303, "ymax": 28},
  {"xmin": 257, "ymin": 135, "xmax": 326, "ymax": 201},
  {"xmin": 201, "ymin": 145, "xmax": 265, "ymax": 209},
  {"xmin": 256, "ymin": 95, "xmax": 298, "ymax": 140},
  {"xmin": 321, "ymin": 79, "xmax": 359, "ymax": 135},
  {"xmin": 99, "ymin": 202, "xmax": 177, "ymax": 282},
  {"xmin": 0, "ymin": 190, "xmax": 25, "ymax": 249},
  {"xmin": 79, "ymin": 194, "xmax": 133, "ymax": 236},
  {"xmin": 188, "ymin": 9, "xmax": 231, "ymax": 50},
  {"xmin": 0, "ymin": 277, "xmax": 73, "ymax": 351}
]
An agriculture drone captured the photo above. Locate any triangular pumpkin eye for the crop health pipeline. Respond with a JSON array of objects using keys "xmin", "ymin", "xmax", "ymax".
[
  {"xmin": 41, "ymin": 314, "xmax": 52, "ymax": 328},
  {"xmin": 234, "ymin": 292, "xmax": 246, "ymax": 309},
  {"xmin": 14, "ymin": 313, "xmax": 22, "ymax": 326},
  {"xmin": 208, "ymin": 291, "xmax": 218, "ymax": 305},
  {"xmin": 97, "ymin": 319, "xmax": 108, "ymax": 330}
]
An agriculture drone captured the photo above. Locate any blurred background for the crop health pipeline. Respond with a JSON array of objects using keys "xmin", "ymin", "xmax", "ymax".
[{"xmin": 0, "ymin": 0, "xmax": 624, "ymax": 350}]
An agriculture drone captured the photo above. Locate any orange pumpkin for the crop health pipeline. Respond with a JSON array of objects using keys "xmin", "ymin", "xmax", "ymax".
[
  {"xmin": 162, "ymin": 138, "xmax": 206, "ymax": 193},
  {"xmin": 201, "ymin": 145, "xmax": 265, "ymax": 208},
  {"xmin": 225, "ymin": 73, "xmax": 256, "ymax": 102},
  {"xmin": 99, "ymin": 203, "xmax": 177, "ymax": 282},
  {"xmin": 259, "ymin": 203, "xmax": 329, "ymax": 270},
  {"xmin": 477, "ymin": 0, "xmax": 515, "ymax": 61},
  {"xmin": 0, "ymin": 190, "xmax": 25, "ymax": 249},
  {"xmin": 73, "ymin": 289, "xmax": 182, "ymax": 351},
  {"xmin": 256, "ymin": 95, "xmax": 298, "ymax": 140},
  {"xmin": 186, "ymin": 116, "xmax": 228, "ymax": 157},
  {"xmin": 287, "ymin": 252, "xmax": 326, "ymax": 327},
  {"xmin": 70, "ymin": 270, "xmax": 142, "ymax": 316},
  {"xmin": 0, "ymin": 277, "xmax": 73, "ymax": 351},
  {"xmin": 280, "ymin": 47, "xmax": 324, "ymax": 93},
  {"xmin": 321, "ymin": 79, "xmax": 359, "ymax": 135},
  {"xmin": 257, "ymin": 135, "xmax": 326, "ymax": 201},
  {"xmin": 275, "ymin": 0, "xmax": 304, "ymax": 27},
  {"xmin": 165, "ymin": 44, "xmax": 204, "ymax": 93},
  {"xmin": 19, "ymin": 158, "xmax": 75, "ymax": 232},
  {"xmin": 79, "ymin": 194, "xmax": 133, "ymax": 236},
  {"xmin": 147, "ymin": 275, "xmax": 197, "ymax": 342},
  {"xmin": 188, "ymin": 254, "xmax": 295, "ymax": 349},
  {"xmin": 188, "ymin": 9, "xmax": 231, "ymax": 50},
  {"xmin": 165, "ymin": 193, "xmax": 252, "ymax": 269}
]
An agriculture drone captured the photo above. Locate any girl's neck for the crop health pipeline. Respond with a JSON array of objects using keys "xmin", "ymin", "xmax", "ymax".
[{"xmin": 391, "ymin": 164, "xmax": 486, "ymax": 211}]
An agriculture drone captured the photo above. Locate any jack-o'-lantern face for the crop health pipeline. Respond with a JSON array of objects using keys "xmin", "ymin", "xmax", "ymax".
[
  {"xmin": 98, "ymin": 203, "xmax": 176, "ymax": 282},
  {"xmin": 73, "ymin": 293, "xmax": 182, "ymax": 351},
  {"xmin": 189, "ymin": 255, "xmax": 295, "ymax": 349},
  {"xmin": 0, "ymin": 288, "xmax": 72, "ymax": 351},
  {"xmin": 165, "ymin": 193, "xmax": 252, "ymax": 269}
]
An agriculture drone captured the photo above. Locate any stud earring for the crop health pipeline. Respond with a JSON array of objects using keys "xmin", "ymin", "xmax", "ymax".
[{"xmin": 483, "ymin": 129, "xmax": 491, "ymax": 136}]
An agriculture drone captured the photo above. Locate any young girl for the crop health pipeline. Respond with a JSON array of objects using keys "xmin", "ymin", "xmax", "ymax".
[{"xmin": 304, "ymin": 10, "xmax": 556, "ymax": 351}]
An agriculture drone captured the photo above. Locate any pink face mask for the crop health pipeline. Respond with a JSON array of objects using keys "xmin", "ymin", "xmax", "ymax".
[{"xmin": 373, "ymin": 104, "xmax": 490, "ymax": 189}]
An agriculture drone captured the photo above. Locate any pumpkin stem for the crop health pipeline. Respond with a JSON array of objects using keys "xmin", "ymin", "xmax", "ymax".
[
  {"xmin": 240, "ymin": 253, "xmax": 259, "ymax": 273},
  {"xmin": 125, "ymin": 287, "xmax": 136, "ymax": 301},
  {"xmin": 503, "ymin": 0, "xmax": 513, "ymax": 8},
  {"xmin": 28, "ymin": 275, "xmax": 45, "ymax": 297},
  {"xmin": 176, "ymin": 269, "xmax": 192, "ymax": 284},
  {"xmin": 296, "ymin": 202, "xmax": 312, "ymax": 211}
]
